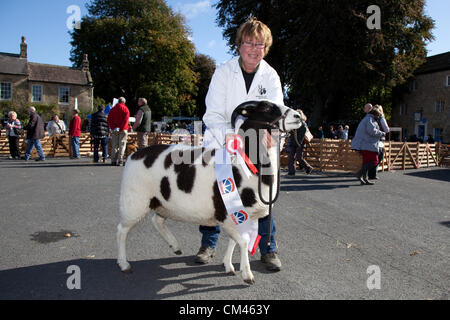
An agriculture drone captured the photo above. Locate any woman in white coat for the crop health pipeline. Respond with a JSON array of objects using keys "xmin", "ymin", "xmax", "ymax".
[{"xmin": 196, "ymin": 17, "xmax": 283, "ymax": 271}]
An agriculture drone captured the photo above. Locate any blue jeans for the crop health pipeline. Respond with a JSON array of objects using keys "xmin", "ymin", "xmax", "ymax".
[
  {"xmin": 199, "ymin": 215, "xmax": 277, "ymax": 255},
  {"xmin": 25, "ymin": 139, "xmax": 45, "ymax": 160},
  {"xmin": 93, "ymin": 137, "xmax": 108, "ymax": 162},
  {"xmin": 71, "ymin": 136, "xmax": 80, "ymax": 158}
]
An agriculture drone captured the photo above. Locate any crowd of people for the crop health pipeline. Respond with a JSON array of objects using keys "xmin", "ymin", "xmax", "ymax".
[{"xmin": 0, "ymin": 96, "xmax": 154, "ymax": 165}]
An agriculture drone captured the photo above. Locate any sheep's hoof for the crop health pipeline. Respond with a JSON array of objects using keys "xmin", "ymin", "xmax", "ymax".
[
  {"xmin": 122, "ymin": 268, "xmax": 133, "ymax": 274},
  {"xmin": 226, "ymin": 271, "xmax": 236, "ymax": 276},
  {"xmin": 244, "ymin": 278, "xmax": 255, "ymax": 285},
  {"xmin": 174, "ymin": 250, "xmax": 182, "ymax": 255},
  {"xmin": 118, "ymin": 261, "xmax": 132, "ymax": 274}
]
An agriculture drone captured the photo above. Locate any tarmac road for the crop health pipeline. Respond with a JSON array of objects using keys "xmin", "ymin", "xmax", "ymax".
[{"xmin": 0, "ymin": 157, "xmax": 449, "ymax": 300}]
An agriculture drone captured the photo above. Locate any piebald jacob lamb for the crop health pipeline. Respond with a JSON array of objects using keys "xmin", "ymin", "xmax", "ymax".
[{"xmin": 117, "ymin": 100, "xmax": 302, "ymax": 284}]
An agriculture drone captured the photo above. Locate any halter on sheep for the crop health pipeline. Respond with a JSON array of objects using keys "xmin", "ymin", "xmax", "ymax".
[{"xmin": 116, "ymin": 100, "xmax": 302, "ymax": 284}]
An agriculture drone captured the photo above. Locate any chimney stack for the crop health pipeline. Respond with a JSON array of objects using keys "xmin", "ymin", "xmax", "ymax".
[
  {"xmin": 20, "ymin": 36, "xmax": 27, "ymax": 59},
  {"xmin": 82, "ymin": 54, "xmax": 89, "ymax": 72}
]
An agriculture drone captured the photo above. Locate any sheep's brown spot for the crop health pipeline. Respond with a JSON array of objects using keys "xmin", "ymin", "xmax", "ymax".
[
  {"xmin": 260, "ymin": 163, "xmax": 274, "ymax": 186},
  {"xmin": 212, "ymin": 181, "xmax": 227, "ymax": 222},
  {"xmin": 150, "ymin": 197, "xmax": 162, "ymax": 210},
  {"xmin": 131, "ymin": 145, "xmax": 170, "ymax": 168},
  {"xmin": 261, "ymin": 174, "xmax": 273, "ymax": 186},
  {"xmin": 202, "ymin": 148, "xmax": 216, "ymax": 167},
  {"xmin": 241, "ymin": 188, "xmax": 256, "ymax": 207},
  {"xmin": 164, "ymin": 153, "xmax": 173, "ymax": 169},
  {"xmin": 160, "ymin": 177, "xmax": 171, "ymax": 201},
  {"xmin": 232, "ymin": 166, "xmax": 242, "ymax": 188},
  {"xmin": 174, "ymin": 164, "xmax": 196, "ymax": 194}
]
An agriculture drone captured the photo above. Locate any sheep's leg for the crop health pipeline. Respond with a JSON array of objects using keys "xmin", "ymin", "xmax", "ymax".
[
  {"xmin": 117, "ymin": 193, "xmax": 150, "ymax": 273},
  {"xmin": 223, "ymin": 239, "xmax": 237, "ymax": 275},
  {"xmin": 117, "ymin": 220, "xmax": 137, "ymax": 273},
  {"xmin": 222, "ymin": 219, "xmax": 255, "ymax": 284},
  {"xmin": 151, "ymin": 213, "xmax": 182, "ymax": 255}
]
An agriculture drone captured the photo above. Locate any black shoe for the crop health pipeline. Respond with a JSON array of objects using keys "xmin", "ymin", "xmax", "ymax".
[
  {"xmin": 35, "ymin": 158, "xmax": 45, "ymax": 161},
  {"xmin": 194, "ymin": 246, "xmax": 216, "ymax": 264},
  {"xmin": 21, "ymin": 156, "xmax": 29, "ymax": 161},
  {"xmin": 285, "ymin": 173, "xmax": 296, "ymax": 178},
  {"xmin": 361, "ymin": 163, "xmax": 375, "ymax": 185},
  {"xmin": 261, "ymin": 252, "xmax": 282, "ymax": 272},
  {"xmin": 111, "ymin": 161, "xmax": 117, "ymax": 166},
  {"xmin": 305, "ymin": 166, "xmax": 313, "ymax": 174}
]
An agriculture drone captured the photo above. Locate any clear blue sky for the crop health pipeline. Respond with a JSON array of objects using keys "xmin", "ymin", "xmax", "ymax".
[{"xmin": 0, "ymin": 0, "xmax": 448, "ymax": 67}]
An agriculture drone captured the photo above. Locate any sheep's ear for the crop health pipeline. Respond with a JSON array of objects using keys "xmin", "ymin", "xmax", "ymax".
[{"xmin": 231, "ymin": 101, "xmax": 259, "ymax": 128}]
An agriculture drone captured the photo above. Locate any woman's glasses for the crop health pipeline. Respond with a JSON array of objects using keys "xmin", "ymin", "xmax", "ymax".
[{"xmin": 241, "ymin": 41, "xmax": 265, "ymax": 49}]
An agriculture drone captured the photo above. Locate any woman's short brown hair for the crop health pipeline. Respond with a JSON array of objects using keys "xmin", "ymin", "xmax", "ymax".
[
  {"xmin": 235, "ymin": 17, "xmax": 273, "ymax": 56},
  {"xmin": 373, "ymin": 104, "xmax": 384, "ymax": 117}
]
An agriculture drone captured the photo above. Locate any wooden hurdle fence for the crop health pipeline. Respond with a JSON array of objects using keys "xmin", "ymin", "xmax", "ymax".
[
  {"xmin": 280, "ymin": 138, "xmax": 445, "ymax": 173},
  {"xmin": 0, "ymin": 130, "xmax": 447, "ymax": 171},
  {"xmin": 0, "ymin": 130, "xmax": 203, "ymax": 159}
]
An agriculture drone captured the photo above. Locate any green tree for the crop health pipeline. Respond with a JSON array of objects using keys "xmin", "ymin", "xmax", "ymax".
[
  {"xmin": 216, "ymin": 0, "xmax": 434, "ymax": 126},
  {"xmin": 70, "ymin": 0, "xmax": 197, "ymax": 119},
  {"xmin": 192, "ymin": 53, "xmax": 216, "ymax": 117}
]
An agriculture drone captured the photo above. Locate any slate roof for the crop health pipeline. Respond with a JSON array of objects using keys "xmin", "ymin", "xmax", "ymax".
[
  {"xmin": 0, "ymin": 52, "xmax": 92, "ymax": 86},
  {"xmin": 28, "ymin": 62, "xmax": 92, "ymax": 85},
  {"xmin": 415, "ymin": 51, "xmax": 450, "ymax": 75},
  {"xmin": 0, "ymin": 52, "xmax": 28, "ymax": 75}
]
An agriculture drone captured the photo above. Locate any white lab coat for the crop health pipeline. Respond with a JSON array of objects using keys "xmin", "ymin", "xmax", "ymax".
[{"xmin": 202, "ymin": 56, "xmax": 284, "ymax": 149}]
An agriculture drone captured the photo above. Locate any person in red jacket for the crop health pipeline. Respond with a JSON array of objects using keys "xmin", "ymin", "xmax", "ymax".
[
  {"xmin": 107, "ymin": 97, "xmax": 130, "ymax": 166},
  {"xmin": 69, "ymin": 109, "xmax": 82, "ymax": 159}
]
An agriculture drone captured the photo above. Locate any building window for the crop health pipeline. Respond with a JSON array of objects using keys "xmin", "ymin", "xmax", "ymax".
[
  {"xmin": 399, "ymin": 104, "xmax": 408, "ymax": 115},
  {"xmin": 435, "ymin": 100, "xmax": 445, "ymax": 113},
  {"xmin": 58, "ymin": 86, "xmax": 69, "ymax": 104},
  {"xmin": 434, "ymin": 128, "xmax": 443, "ymax": 142},
  {"xmin": 409, "ymin": 79, "xmax": 417, "ymax": 92},
  {"xmin": 447, "ymin": 75, "xmax": 450, "ymax": 87},
  {"xmin": 0, "ymin": 82, "xmax": 12, "ymax": 100},
  {"xmin": 32, "ymin": 85, "xmax": 42, "ymax": 102}
]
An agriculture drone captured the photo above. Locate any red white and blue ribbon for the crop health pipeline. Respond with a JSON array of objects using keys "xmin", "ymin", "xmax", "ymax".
[
  {"xmin": 215, "ymin": 147, "xmax": 261, "ymax": 255},
  {"xmin": 225, "ymin": 134, "xmax": 259, "ymax": 178}
]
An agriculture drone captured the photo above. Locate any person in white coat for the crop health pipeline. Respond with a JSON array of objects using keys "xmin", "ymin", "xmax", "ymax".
[{"xmin": 196, "ymin": 17, "xmax": 283, "ymax": 271}]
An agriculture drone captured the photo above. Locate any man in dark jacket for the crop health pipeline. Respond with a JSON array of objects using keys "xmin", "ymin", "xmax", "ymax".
[
  {"xmin": 23, "ymin": 106, "xmax": 45, "ymax": 161},
  {"xmin": 132, "ymin": 97, "xmax": 152, "ymax": 150},
  {"xmin": 90, "ymin": 105, "xmax": 110, "ymax": 163},
  {"xmin": 287, "ymin": 109, "xmax": 313, "ymax": 176}
]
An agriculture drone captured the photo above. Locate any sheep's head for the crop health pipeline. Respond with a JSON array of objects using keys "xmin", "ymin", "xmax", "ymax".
[{"xmin": 231, "ymin": 100, "xmax": 302, "ymax": 132}]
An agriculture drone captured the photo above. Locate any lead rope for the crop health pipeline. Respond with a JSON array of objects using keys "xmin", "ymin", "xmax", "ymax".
[{"xmin": 257, "ymin": 133, "xmax": 282, "ymax": 251}]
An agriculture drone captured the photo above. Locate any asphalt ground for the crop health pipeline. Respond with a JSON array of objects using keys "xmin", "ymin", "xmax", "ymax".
[{"xmin": 0, "ymin": 157, "xmax": 449, "ymax": 300}]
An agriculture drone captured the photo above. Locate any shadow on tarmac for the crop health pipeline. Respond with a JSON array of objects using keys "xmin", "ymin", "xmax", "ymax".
[
  {"xmin": 404, "ymin": 168, "xmax": 450, "ymax": 182},
  {"xmin": 0, "ymin": 256, "xmax": 251, "ymax": 300}
]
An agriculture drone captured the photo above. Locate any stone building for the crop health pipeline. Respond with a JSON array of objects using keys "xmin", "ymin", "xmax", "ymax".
[
  {"xmin": 0, "ymin": 36, "xmax": 93, "ymax": 121},
  {"xmin": 391, "ymin": 51, "xmax": 450, "ymax": 143}
]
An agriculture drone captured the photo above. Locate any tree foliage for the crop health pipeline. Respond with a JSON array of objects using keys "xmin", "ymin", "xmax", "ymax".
[
  {"xmin": 70, "ymin": 0, "xmax": 197, "ymax": 118},
  {"xmin": 215, "ymin": 0, "xmax": 434, "ymax": 126},
  {"xmin": 192, "ymin": 53, "xmax": 216, "ymax": 118}
]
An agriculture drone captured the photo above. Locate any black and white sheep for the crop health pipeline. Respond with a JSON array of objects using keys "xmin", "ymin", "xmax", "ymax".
[{"xmin": 117, "ymin": 100, "xmax": 302, "ymax": 284}]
